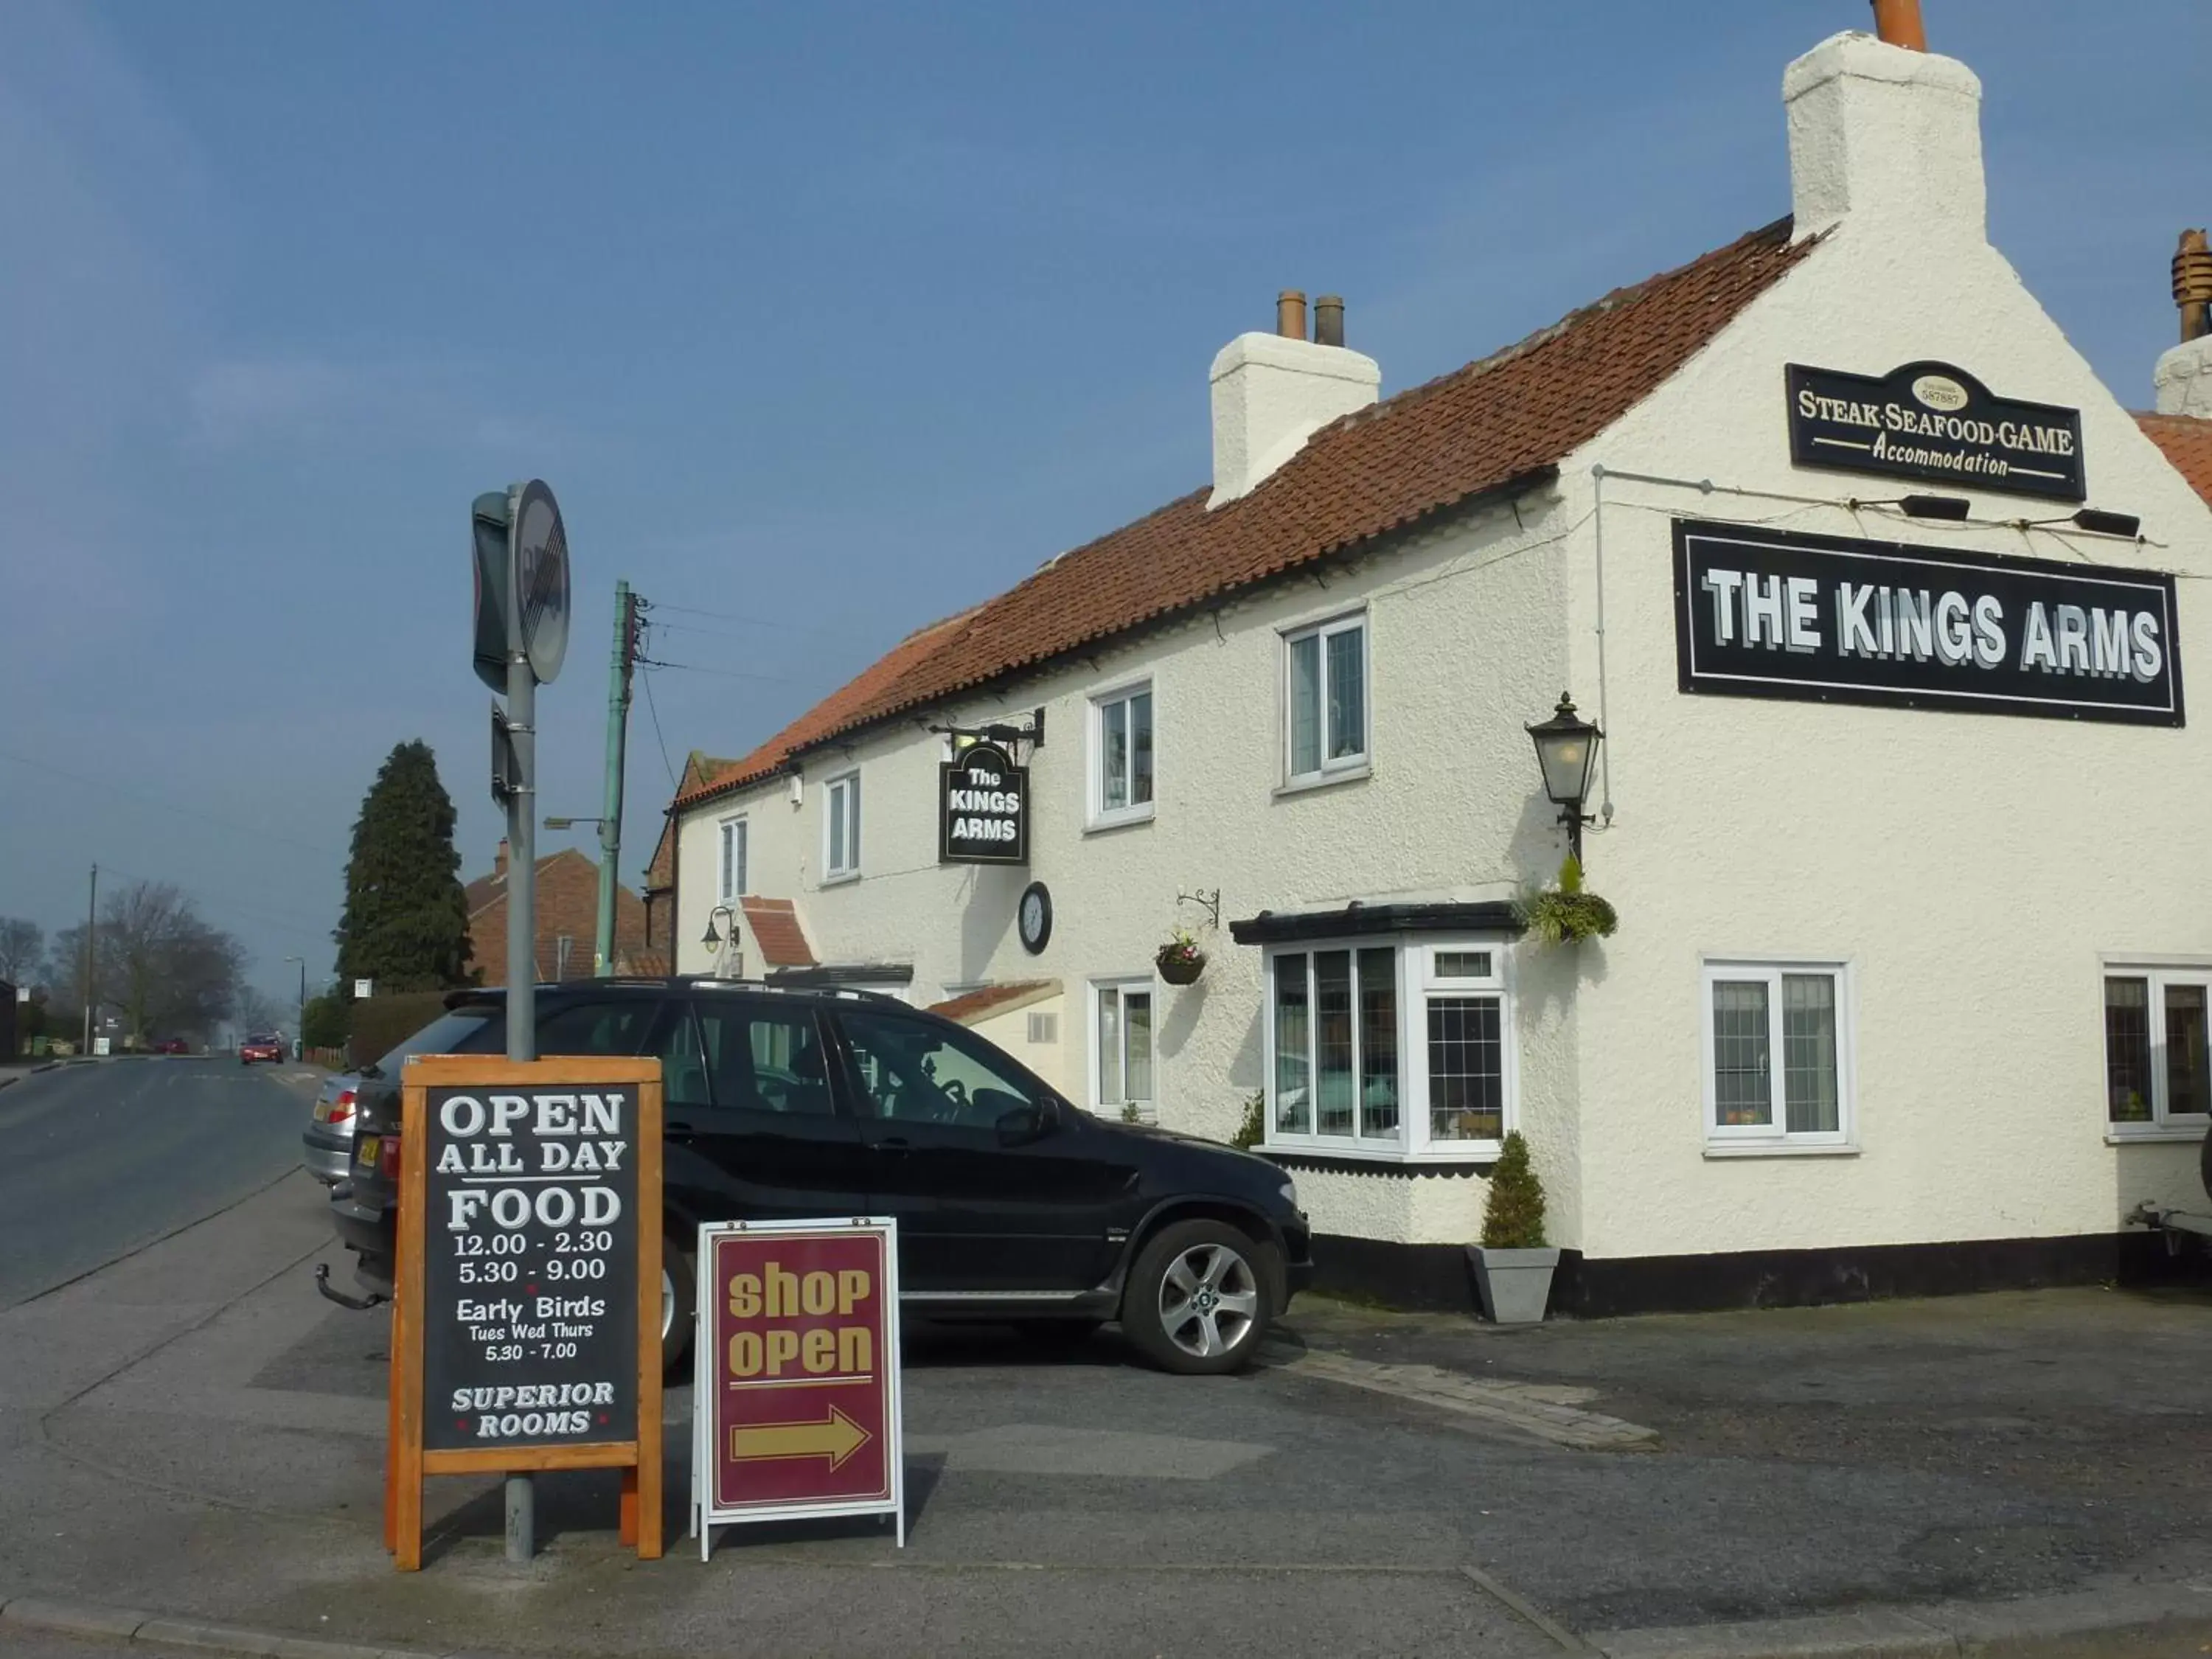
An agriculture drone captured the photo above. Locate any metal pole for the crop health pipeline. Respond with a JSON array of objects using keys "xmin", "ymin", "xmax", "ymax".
[
  {"xmin": 296, "ymin": 960, "xmax": 307, "ymax": 1061},
  {"xmin": 594, "ymin": 582, "xmax": 635, "ymax": 976},
  {"xmin": 81, "ymin": 863, "xmax": 96, "ymax": 1054},
  {"xmin": 504, "ymin": 645, "xmax": 538, "ymax": 1562}
]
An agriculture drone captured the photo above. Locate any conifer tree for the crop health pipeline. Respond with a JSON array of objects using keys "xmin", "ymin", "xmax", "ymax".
[{"xmin": 334, "ymin": 741, "xmax": 472, "ymax": 992}]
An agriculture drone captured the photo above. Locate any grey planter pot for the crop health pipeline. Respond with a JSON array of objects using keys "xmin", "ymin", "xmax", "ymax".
[{"xmin": 1467, "ymin": 1245, "xmax": 1560, "ymax": 1325}]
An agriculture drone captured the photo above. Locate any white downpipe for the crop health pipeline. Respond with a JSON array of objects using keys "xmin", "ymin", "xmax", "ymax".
[{"xmin": 1590, "ymin": 465, "xmax": 1615, "ymax": 827}]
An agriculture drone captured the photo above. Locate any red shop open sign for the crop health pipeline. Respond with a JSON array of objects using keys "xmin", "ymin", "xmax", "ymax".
[{"xmin": 692, "ymin": 1219, "xmax": 904, "ymax": 1555}]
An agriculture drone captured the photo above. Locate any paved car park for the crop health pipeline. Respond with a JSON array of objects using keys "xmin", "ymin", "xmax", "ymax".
[{"xmin": 4, "ymin": 1144, "xmax": 2211, "ymax": 1658}]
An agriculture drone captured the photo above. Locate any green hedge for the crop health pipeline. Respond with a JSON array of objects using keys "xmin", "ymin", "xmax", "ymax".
[{"xmin": 346, "ymin": 990, "xmax": 455, "ymax": 1074}]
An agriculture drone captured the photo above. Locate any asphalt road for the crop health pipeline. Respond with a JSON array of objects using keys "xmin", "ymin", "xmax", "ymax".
[{"xmin": 0, "ymin": 1058, "xmax": 316, "ymax": 1310}]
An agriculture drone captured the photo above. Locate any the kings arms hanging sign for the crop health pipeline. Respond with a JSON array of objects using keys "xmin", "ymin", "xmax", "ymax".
[
  {"xmin": 1786, "ymin": 361, "xmax": 2085, "ymax": 503},
  {"xmin": 939, "ymin": 742, "xmax": 1029, "ymax": 865}
]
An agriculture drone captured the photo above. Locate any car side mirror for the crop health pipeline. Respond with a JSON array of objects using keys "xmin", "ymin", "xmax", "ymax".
[{"xmin": 995, "ymin": 1100, "xmax": 1054, "ymax": 1147}]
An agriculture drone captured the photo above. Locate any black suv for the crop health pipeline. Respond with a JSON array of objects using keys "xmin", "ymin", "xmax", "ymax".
[{"xmin": 329, "ymin": 978, "xmax": 1312, "ymax": 1375}]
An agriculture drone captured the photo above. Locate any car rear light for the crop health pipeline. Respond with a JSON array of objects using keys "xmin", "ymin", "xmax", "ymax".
[
  {"xmin": 379, "ymin": 1135, "xmax": 401, "ymax": 1180},
  {"xmin": 329, "ymin": 1090, "xmax": 355, "ymax": 1126}
]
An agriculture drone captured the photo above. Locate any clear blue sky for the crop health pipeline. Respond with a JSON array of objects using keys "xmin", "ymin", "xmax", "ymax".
[{"xmin": 1, "ymin": 0, "xmax": 2203, "ymax": 998}]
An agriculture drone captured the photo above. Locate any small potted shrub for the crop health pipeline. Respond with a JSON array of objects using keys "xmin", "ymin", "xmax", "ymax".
[
  {"xmin": 1155, "ymin": 928, "xmax": 1207, "ymax": 986},
  {"xmin": 1520, "ymin": 855, "xmax": 1618, "ymax": 947},
  {"xmin": 1467, "ymin": 1131, "xmax": 1559, "ymax": 1325}
]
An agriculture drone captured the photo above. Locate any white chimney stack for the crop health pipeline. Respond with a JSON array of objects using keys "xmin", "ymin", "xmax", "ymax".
[
  {"xmin": 1209, "ymin": 291, "xmax": 1379, "ymax": 508},
  {"xmin": 1784, "ymin": 31, "xmax": 1986, "ymax": 246}
]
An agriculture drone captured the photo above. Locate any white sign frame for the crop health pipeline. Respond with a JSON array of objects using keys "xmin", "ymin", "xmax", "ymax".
[{"xmin": 690, "ymin": 1216, "xmax": 905, "ymax": 1560}]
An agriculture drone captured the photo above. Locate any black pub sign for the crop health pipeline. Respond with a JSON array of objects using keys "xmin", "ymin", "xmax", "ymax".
[
  {"xmin": 939, "ymin": 740, "xmax": 1028, "ymax": 864},
  {"xmin": 1786, "ymin": 361, "xmax": 2085, "ymax": 503},
  {"xmin": 421, "ymin": 1081, "xmax": 641, "ymax": 1453},
  {"xmin": 1673, "ymin": 519, "xmax": 2181, "ymax": 726}
]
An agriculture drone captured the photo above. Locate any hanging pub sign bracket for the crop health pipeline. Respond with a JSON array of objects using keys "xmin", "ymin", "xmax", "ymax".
[{"xmin": 928, "ymin": 706, "xmax": 1045, "ymax": 757}]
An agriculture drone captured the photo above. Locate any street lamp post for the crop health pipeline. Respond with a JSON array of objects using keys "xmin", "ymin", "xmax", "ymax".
[{"xmin": 1525, "ymin": 692, "xmax": 1604, "ymax": 866}]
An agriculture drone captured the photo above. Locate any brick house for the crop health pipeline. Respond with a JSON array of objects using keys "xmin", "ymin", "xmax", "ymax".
[{"xmin": 465, "ymin": 841, "xmax": 653, "ymax": 984}]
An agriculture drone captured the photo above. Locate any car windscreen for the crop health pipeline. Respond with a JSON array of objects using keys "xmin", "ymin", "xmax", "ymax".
[{"xmin": 368, "ymin": 1006, "xmax": 504, "ymax": 1075}]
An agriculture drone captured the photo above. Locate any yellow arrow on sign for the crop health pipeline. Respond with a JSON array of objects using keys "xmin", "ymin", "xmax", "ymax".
[{"xmin": 730, "ymin": 1405, "xmax": 872, "ymax": 1470}]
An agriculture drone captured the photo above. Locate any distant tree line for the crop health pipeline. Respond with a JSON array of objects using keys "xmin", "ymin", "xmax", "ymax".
[{"xmin": 1, "ymin": 880, "xmax": 248, "ymax": 1051}]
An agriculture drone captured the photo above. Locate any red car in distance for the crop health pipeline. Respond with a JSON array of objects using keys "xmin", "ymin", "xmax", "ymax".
[
  {"xmin": 239, "ymin": 1034, "xmax": 285, "ymax": 1065},
  {"xmin": 153, "ymin": 1037, "xmax": 189, "ymax": 1055}
]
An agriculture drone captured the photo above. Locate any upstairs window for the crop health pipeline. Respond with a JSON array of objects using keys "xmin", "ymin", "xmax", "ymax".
[
  {"xmin": 1285, "ymin": 613, "xmax": 1367, "ymax": 783},
  {"xmin": 823, "ymin": 772, "xmax": 860, "ymax": 880},
  {"xmin": 2104, "ymin": 967, "xmax": 2212, "ymax": 1133},
  {"xmin": 718, "ymin": 816, "xmax": 748, "ymax": 902},
  {"xmin": 1091, "ymin": 683, "xmax": 1155, "ymax": 827}
]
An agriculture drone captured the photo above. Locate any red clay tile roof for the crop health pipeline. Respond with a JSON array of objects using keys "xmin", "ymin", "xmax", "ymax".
[
  {"xmin": 789, "ymin": 216, "xmax": 1816, "ymax": 748},
  {"xmin": 672, "ymin": 609, "xmax": 983, "ymax": 813},
  {"xmin": 926, "ymin": 980, "xmax": 1060, "ymax": 1026},
  {"xmin": 740, "ymin": 897, "xmax": 816, "ymax": 968},
  {"xmin": 667, "ymin": 218, "xmax": 1813, "ymax": 809},
  {"xmin": 2139, "ymin": 411, "xmax": 2212, "ymax": 507},
  {"xmin": 619, "ymin": 948, "xmax": 672, "ymax": 977}
]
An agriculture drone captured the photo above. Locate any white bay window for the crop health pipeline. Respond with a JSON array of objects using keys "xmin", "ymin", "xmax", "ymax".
[{"xmin": 1264, "ymin": 939, "xmax": 1512, "ymax": 1161}]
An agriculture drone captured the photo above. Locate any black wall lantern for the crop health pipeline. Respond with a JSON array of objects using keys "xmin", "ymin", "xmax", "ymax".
[
  {"xmin": 1526, "ymin": 692, "xmax": 1603, "ymax": 863},
  {"xmin": 700, "ymin": 903, "xmax": 738, "ymax": 978}
]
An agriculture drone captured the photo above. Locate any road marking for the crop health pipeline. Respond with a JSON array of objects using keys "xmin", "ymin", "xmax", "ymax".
[{"xmin": 1259, "ymin": 1341, "xmax": 1659, "ymax": 1453}]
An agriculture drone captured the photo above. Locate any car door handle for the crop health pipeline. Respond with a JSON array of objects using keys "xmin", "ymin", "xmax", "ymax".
[
  {"xmin": 667, "ymin": 1120, "xmax": 700, "ymax": 1140},
  {"xmin": 876, "ymin": 1136, "xmax": 913, "ymax": 1154}
]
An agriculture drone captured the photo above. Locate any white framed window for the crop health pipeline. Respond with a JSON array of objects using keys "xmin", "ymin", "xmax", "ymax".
[
  {"xmin": 1088, "ymin": 681, "xmax": 1155, "ymax": 827},
  {"xmin": 1092, "ymin": 978, "xmax": 1155, "ymax": 1121},
  {"xmin": 1283, "ymin": 611, "xmax": 1368, "ymax": 784},
  {"xmin": 1262, "ymin": 937, "xmax": 1511, "ymax": 1161},
  {"xmin": 2102, "ymin": 965, "xmax": 2212, "ymax": 1135},
  {"xmin": 1702, "ymin": 959, "xmax": 1854, "ymax": 1150},
  {"xmin": 822, "ymin": 771, "xmax": 860, "ymax": 881},
  {"xmin": 717, "ymin": 815, "xmax": 748, "ymax": 902}
]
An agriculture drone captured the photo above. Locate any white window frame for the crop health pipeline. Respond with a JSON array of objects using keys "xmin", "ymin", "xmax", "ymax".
[
  {"xmin": 1259, "ymin": 936, "xmax": 1514, "ymax": 1164},
  {"xmin": 1087, "ymin": 679, "xmax": 1155, "ymax": 830},
  {"xmin": 1090, "ymin": 976, "xmax": 1157, "ymax": 1121},
  {"xmin": 1281, "ymin": 610, "xmax": 1369, "ymax": 787},
  {"xmin": 821, "ymin": 771, "xmax": 860, "ymax": 883},
  {"xmin": 717, "ymin": 815, "xmax": 748, "ymax": 903},
  {"xmin": 2101, "ymin": 961, "xmax": 2212, "ymax": 1139},
  {"xmin": 1700, "ymin": 957, "xmax": 1856, "ymax": 1155}
]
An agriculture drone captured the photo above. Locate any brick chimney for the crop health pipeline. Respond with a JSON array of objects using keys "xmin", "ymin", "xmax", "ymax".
[{"xmin": 495, "ymin": 838, "xmax": 509, "ymax": 882}]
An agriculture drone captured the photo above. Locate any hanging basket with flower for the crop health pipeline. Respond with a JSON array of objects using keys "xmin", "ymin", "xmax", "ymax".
[
  {"xmin": 1517, "ymin": 854, "xmax": 1618, "ymax": 947},
  {"xmin": 1155, "ymin": 928, "xmax": 1208, "ymax": 985}
]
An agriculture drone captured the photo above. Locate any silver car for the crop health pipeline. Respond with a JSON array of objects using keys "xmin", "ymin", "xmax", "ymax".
[{"xmin": 301, "ymin": 1073, "xmax": 365, "ymax": 1184}]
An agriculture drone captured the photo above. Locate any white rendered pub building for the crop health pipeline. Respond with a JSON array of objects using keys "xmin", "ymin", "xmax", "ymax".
[{"xmin": 663, "ymin": 10, "xmax": 2212, "ymax": 1314}]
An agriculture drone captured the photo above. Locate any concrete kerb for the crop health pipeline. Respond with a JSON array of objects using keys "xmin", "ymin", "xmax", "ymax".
[
  {"xmin": 1591, "ymin": 1578, "xmax": 2212, "ymax": 1658},
  {"xmin": 0, "ymin": 1595, "xmax": 472, "ymax": 1659},
  {"xmin": 12, "ymin": 1578, "xmax": 2212, "ymax": 1659}
]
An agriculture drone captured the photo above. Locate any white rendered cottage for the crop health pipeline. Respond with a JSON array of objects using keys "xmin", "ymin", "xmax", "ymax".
[{"xmin": 667, "ymin": 21, "xmax": 2212, "ymax": 1313}]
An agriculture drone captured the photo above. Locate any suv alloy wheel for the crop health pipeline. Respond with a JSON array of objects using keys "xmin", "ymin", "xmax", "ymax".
[{"xmin": 1121, "ymin": 1219, "xmax": 1275, "ymax": 1375}]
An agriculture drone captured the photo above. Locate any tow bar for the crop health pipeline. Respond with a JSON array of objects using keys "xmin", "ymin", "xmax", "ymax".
[
  {"xmin": 313, "ymin": 1262, "xmax": 387, "ymax": 1311},
  {"xmin": 2125, "ymin": 1201, "xmax": 2212, "ymax": 1254}
]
